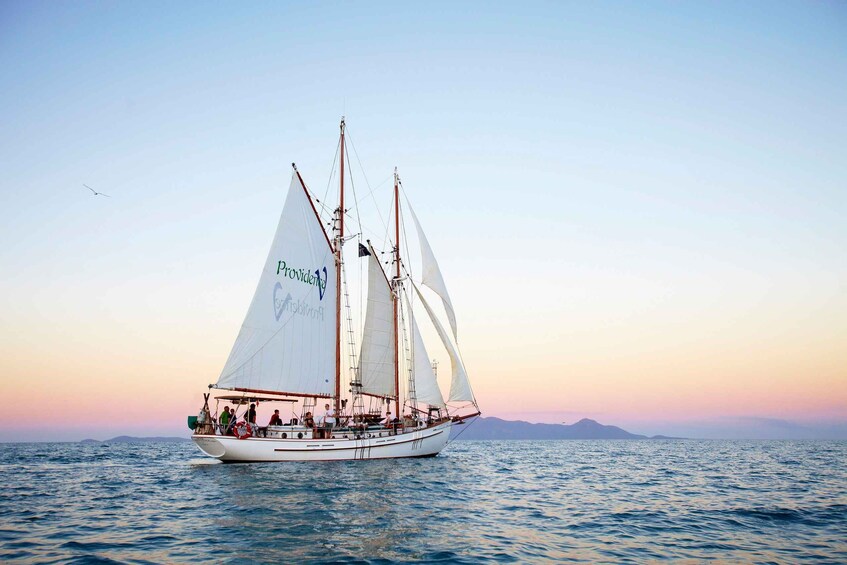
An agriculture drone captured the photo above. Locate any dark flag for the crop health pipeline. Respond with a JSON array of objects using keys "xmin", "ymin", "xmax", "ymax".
[{"xmin": 358, "ymin": 243, "xmax": 371, "ymax": 257}]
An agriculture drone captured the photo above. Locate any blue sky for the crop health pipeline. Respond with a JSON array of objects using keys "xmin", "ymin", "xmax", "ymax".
[{"xmin": 1, "ymin": 1, "xmax": 845, "ymax": 440}]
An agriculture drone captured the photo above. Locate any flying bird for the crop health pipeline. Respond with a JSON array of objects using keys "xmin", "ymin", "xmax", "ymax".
[{"xmin": 83, "ymin": 184, "xmax": 110, "ymax": 197}]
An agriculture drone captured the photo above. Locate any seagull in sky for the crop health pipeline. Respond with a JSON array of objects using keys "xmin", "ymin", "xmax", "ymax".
[{"xmin": 83, "ymin": 184, "xmax": 110, "ymax": 197}]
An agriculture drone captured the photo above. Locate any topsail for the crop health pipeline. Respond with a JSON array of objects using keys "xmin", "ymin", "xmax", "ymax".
[
  {"xmin": 407, "ymin": 203, "xmax": 459, "ymax": 342},
  {"xmin": 408, "ymin": 296, "xmax": 446, "ymax": 408},
  {"xmin": 413, "ymin": 284, "xmax": 475, "ymax": 403}
]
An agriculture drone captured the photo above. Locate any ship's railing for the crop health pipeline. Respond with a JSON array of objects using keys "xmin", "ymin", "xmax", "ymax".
[{"xmin": 195, "ymin": 413, "xmax": 445, "ymax": 439}]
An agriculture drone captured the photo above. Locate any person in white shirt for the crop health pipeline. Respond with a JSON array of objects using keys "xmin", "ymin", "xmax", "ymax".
[{"xmin": 321, "ymin": 403, "xmax": 336, "ymax": 439}]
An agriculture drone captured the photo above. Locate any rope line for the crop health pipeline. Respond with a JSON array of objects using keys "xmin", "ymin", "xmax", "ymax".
[
  {"xmin": 347, "ymin": 128, "xmax": 389, "ymax": 236},
  {"xmin": 321, "ymin": 136, "xmax": 341, "ymax": 218},
  {"xmin": 446, "ymin": 415, "xmax": 480, "ymax": 446}
]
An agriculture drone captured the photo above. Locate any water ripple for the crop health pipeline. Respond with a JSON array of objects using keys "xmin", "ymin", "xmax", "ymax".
[{"xmin": 0, "ymin": 440, "xmax": 845, "ymax": 562}]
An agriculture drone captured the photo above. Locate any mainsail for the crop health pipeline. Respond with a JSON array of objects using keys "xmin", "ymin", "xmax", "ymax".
[
  {"xmin": 413, "ymin": 284, "xmax": 475, "ymax": 403},
  {"xmin": 408, "ymin": 296, "xmax": 446, "ymax": 408},
  {"xmin": 358, "ymin": 250, "xmax": 396, "ymax": 398},
  {"xmin": 216, "ymin": 172, "xmax": 336, "ymax": 396},
  {"xmin": 407, "ymin": 203, "xmax": 459, "ymax": 342}
]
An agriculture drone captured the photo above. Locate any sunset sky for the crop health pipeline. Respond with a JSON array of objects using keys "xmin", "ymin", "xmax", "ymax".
[{"xmin": 1, "ymin": 1, "xmax": 845, "ymax": 441}]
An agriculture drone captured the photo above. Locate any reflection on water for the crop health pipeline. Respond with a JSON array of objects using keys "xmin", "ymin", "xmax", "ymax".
[{"xmin": 1, "ymin": 440, "xmax": 845, "ymax": 562}]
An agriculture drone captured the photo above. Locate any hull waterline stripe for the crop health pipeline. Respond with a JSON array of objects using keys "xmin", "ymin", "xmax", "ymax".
[
  {"xmin": 221, "ymin": 453, "xmax": 439, "ymax": 463},
  {"xmin": 270, "ymin": 430, "xmax": 443, "ymax": 452}
]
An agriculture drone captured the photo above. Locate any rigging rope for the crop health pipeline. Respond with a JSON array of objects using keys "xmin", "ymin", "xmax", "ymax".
[
  {"xmin": 342, "ymin": 128, "xmax": 364, "ymax": 242},
  {"xmin": 397, "ymin": 180, "xmax": 415, "ymax": 284},
  {"xmin": 320, "ymin": 137, "xmax": 341, "ymax": 220},
  {"xmin": 445, "ymin": 414, "xmax": 480, "ymax": 446},
  {"xmin": 346, "ymin": 128, "xmax": 389, "ymax": 236}
]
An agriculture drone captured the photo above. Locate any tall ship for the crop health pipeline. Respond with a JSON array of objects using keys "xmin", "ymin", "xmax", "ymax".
[{"xmin": 190, "ymin": 119, "xmax": 480, "ymax": 461}]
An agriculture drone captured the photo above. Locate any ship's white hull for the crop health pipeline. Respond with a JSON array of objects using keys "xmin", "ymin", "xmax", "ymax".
[{"xmin": 192, "ymin": 421, "xmax": 452, "ymax": 462}]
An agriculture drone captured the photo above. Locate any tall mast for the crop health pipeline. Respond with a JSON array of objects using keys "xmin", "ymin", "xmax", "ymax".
[
  {"xmin": 393, "ymin": 168, "xmax": 401, "ymax": 419},
  {"xmin": 335, "ymin": 118, "xmax": 345, "ymax": 417}
]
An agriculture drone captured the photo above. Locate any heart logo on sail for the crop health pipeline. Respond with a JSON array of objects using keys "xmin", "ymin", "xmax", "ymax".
[
  {"xmin": 315, "ymin": 267, "xmax": 327, "ymax": 301},
  {"xmin": 273, "ymin": 282, "xmax": 292, "ymax": 321}
]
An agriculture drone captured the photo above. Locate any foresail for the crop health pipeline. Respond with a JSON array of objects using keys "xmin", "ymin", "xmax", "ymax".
[
  {"xmin": 407, "ymin": 203, "xmax": 458, "ymax": 342},
  {"xmin": 413, "ymin": 284, "xmax": 475, "ymax": 403},
  {"xmin": 216, "ymin": 172, "xmax": 336, "ymax": 396},
  {"xmin": 358, "ymin": 251, "xmax": 396, "ymax": 398},
  {"xmin": 408, "ymin": 296, "xmax": 446, "ymax": 408}
]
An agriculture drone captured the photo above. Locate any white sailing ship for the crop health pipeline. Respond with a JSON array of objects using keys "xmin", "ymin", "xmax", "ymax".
[{"xmin": 190, "ymin": 119, "xmax": 480, "ymax": 462}]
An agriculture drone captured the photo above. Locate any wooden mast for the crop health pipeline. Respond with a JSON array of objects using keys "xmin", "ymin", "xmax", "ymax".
[
  {"xmin": 393, "ymin": 168, "xmax": 401, "ymax": 419},
  {"xmin": 335, "ymin": 118, "xmax": 345, "ymax": 419}
]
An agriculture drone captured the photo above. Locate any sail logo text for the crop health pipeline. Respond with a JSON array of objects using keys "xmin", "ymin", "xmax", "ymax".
[
  {"xmin": 273, "ymin": 283, "xmax": 325, "ymax": 322},
  {"xmin": 276, "ymin": 260, "xmax": 327, "ymax": 300}
]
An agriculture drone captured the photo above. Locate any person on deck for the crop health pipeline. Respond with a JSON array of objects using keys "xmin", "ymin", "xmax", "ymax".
[
  {"xmin": 268, "ymin": 409, "xmax": 282, "ymax": 426},
  {"xmin": 321, "ymin": 404, "xmax": 336, "ymax": 439},
  {"xmin": 303, "ymin": 412, "xmax": 315, "ymax": 429},
  {"xmin": 227, "ymin": 405, "xmax": 239, "ymax": 434},
  {"xmin": 246, "ymin": 403, "xmax": 257, "ymax": 424},
  {"xmin": 219, "ymin": 406, "xmax": 230, "ymax": 434},
  {"xmin": 381, "ymin": 411, "xmax": 392, "ymax": 427}
]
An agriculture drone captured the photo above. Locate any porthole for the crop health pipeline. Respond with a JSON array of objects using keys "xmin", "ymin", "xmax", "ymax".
[
  {"xmin": 281, "ymin": 433, "xmax": 287, "ymax": 439},
  {"xmin": 298, "ymin": 432, "xmax": 303, "ymax": 439}
]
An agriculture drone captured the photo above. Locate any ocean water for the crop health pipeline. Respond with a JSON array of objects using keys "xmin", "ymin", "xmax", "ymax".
[{"xmin": 0, "ymin": 440, "xmax": 845, "ymax": 563}]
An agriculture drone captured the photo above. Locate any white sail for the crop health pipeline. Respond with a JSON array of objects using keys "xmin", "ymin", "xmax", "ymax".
[
  {"xmin": 216, "ymin": 172, "xmax": 336, "ymax": 396},
  {"xmin": 407, "ymin": 203, "xmax": 458, "ymax": 342},
  {"xmin": 407, "ymin": 295, "xmax": 446, "ymax": 408},
  {"xmin": 358, "ymin": 250, "xmax": 396, "ymax": 398},
  {"xmin": 413, "ymin": 284, "xmax": 475, "ymax": 403}
]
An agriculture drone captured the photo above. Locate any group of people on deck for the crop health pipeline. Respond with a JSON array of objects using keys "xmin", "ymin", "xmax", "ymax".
[
  {"xmin": 214, "ymin": 402, "xmax": 337, "ymax": 436},
  {"xmin": 215, "ymin": 403, "xmax": 260, "ymax": 435},
  {"xmin": 215, "ymin": 402, "xmax": 419, "ymax": 437}
]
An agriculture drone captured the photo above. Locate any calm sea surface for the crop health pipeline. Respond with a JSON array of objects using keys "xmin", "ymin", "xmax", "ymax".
[{"xmin": 1, "ymin": 440, "xmax": 845, "ymax": 563}]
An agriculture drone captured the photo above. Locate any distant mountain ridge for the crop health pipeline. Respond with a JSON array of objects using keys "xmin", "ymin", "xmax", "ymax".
[{"xmin": 452, "ymin": 417, "xmax": 679, "ymax": 440}]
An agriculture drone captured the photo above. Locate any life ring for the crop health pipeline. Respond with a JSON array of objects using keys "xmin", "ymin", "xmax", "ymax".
[{"xmin": 235, "ymin": 422, "xmax": 253, "ymax": 440}]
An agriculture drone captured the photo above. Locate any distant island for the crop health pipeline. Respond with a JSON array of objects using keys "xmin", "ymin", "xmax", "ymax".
[
  {"xmin": 451, "ymin": 417, "xmax": 681, "ymax": 440},
  {"xmin": 80, "ymin": 436, "xmax": 190, "ymax": 444}
]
